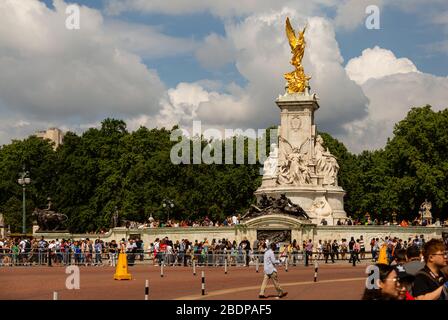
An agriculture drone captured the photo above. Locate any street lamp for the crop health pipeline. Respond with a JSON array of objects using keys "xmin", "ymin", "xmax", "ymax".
[
  {"xmin": 18, "ymin": 167, "xmax": 31, "ymax": 234},
  {"xmin": 162, "ymin": 199, "xmax": 174, "ymax": 222}
]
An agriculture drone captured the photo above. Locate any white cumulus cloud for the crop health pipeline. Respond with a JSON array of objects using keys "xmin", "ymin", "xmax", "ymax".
[
  {"xmin": 186, "ymin": 12, "xmax": 370, "ymax": 137},
  {"xmin": 345, "ymin": 46, "xmax": 419, "ymax": 85},
  {"xmin": 0, "ymin": 0, "xmax": 197, "ymax": 145},
  {"xmin": 342, "ymin": 47, "xmax": 448, "ymax": 152}
]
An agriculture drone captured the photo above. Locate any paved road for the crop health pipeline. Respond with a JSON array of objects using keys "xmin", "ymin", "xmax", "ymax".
[{"xmin": 0, "ymin": 262, "xmax": 370, "ymax": 300}]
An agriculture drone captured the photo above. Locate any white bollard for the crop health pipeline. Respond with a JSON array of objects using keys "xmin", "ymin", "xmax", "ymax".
[
  {"xmin": 256, "ymin": 257, "xmax": 259, "ymax": 273},
  {"xmin": 53, "ymin": 291, "xmax": 58, "ymax": 300},
  {"xmin": 145, "ymin": 280, "xmax": 149, "ymax": 300},
  {"xmin": 161, "ymin": 261, "xmax": 164, "ymax": 278},
  {"xmin": 193, "ymin": 260, "xmax": 196, "ymax": 276},
  {"xmin": 224, "ymin": 258, "xmax": 228, "ymax": 274},
  {"xmin": 314, "ymin": 261, "xmax": 318, "ymax": 282},
  {"xmin": 201, "ymin": 271, "xmax": 205, "ymax": 295}
]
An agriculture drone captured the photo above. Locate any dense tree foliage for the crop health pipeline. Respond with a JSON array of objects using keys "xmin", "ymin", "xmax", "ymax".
[
  {"xmin": 0, "ymin": 106, "xmax": 446, "ymax": 233},
  {"xmin": 320, "ymin": 105, "xmax": 448, "ymax": 222}
]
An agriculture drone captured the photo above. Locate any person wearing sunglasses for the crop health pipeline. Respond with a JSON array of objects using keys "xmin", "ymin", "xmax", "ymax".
[{"xmin": 412, "ymin": 239, "xmax": 448, "ymax": 300}]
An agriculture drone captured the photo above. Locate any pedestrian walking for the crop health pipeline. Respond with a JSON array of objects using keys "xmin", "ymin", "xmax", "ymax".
[{"xmin": 259, "ymin": 243, "xmax": 288, "ymax": 299}]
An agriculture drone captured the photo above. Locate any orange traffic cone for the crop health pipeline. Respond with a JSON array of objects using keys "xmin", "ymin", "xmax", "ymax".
[{"xmin": 114, "ymin": 250, "xmax": 132, "ymax": 280}]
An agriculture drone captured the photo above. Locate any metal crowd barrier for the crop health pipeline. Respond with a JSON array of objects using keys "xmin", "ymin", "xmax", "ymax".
[{"xmin": 0, "ymin": 249, "xmax": 377, "ymax": 267}]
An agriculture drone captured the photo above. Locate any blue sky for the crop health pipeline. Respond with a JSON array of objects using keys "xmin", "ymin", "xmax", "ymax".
[{"xmin": 39, "ymin": 0, "xmax": 448, "ymax": 87}]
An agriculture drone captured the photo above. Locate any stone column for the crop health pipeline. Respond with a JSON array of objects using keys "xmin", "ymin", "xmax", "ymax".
[{"xmin": 275, "ymin": 92, "xmax": 320, "ymax": 166}]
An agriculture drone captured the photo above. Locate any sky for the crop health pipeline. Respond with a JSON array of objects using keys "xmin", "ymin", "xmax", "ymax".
[{"xmin": 0, "ymin": 0, "xmax": 447, "ymax": 153}]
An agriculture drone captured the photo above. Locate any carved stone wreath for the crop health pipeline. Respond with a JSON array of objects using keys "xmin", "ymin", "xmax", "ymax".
[{"xmin": 290, "ymin": 116, "xmax": 301, "ymax": 131}]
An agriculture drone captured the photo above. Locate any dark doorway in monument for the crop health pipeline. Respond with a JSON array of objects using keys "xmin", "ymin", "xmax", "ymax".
[
  {"xmin": 257, "ymin": 229, "xmax": 291, "ymax": 243},
  {"xmin": 128, "ymin": 233, "xmax": 141, "ymax": 240}
]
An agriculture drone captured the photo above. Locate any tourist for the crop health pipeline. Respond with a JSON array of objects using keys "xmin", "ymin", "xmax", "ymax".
[
  {"xmin": 259, "ymin": 242, "xmax": 288, "ymax": 299},
  {"xmin": 305, "ymin": 239, "xmax": 313, "ymax": 266},
  {"xmin": 362, "ymin": 264, "xmax": 400, "ymax": 300},
  {"xmin": 332, "ymin": 240, "xmax": 339, "ymax": 260},
  {"xmin": 395, "ymin": 265, "xmax": 416, "ymax": 300},
  {"xmin": 316, "ymin": 240, "xmax": 323, "ymax": 260},
  {"xmin": 94, "ymin": 239, "xmax": 103, "ymax": 266},
  {"xmin": 378, "ymin": 240, "xmax": 388, "ymax": 264},
  {"xmin": 359, "ymin": 235, "xmax": 366, "ymax": 260},
  {"xmin": 370, "ymin": 238, "xmax": 376, "ymax": 262},
  {"xmin": 412, "ymin": 239, "xmax": 448, "ymax": 300},
  {"xmin": 109, "ymin": 240, "xmax": 118, "ymax": 267},
  {"xmin": 153, "ymin": 238, "xmax": 160, "ymax": 265},
  {"xmin": 353, "ymin": 239, "xmax": 361, "ymax": 263},
  {"xmin": 11, "ymin": 241, "xmax": 19, "ymax": 266},
  {"xmin": 239, "ymin": 237, "xmax": 251, "ymax": 267},
  {"xmin": 340, "ymin": 238, "xmax": 348, "ymax": 260},
  {"xmin": 403, "ymin": 245, "xmax": 424, "ymax": 275},
  {"xmin": 348, "ymin": 237, "xmax": 355, "ymax": 264},
  {"xmin": 391, "ymin": 248, "xmax": 407, "ymax": 266},
  {"xmin": 324, "ymin": 240, "xmax": 334, "ymax": 263},
  {"xmin": 400, "ymin": 219, "xmax": 409, "ymax": 227},
  {"xmin": 38, "ymin": 236, "xmax": 47, "ymax": 265},
  {"xmin": 373, "ymin": 238, "xmax": 380, "ymax": 262}
]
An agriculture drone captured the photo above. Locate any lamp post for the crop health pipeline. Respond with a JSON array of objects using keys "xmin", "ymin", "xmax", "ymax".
[
  {"xmin": 18, "ymin": 167, "xmax": 31, "ymax": 234},
  {"xmin": 162, "ymin": 199, "xmax": 174, "ymax": 222}
]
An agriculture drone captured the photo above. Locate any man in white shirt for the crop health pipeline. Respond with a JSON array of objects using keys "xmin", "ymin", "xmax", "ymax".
[{"xmin": 259, "ymin": 242, "xmax": 288, "ymax": 299}]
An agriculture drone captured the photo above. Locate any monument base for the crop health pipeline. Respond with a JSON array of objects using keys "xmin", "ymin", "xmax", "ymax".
[{"xmin": 254, "ymin": 184, "xmax": 347, "ymax": 226}]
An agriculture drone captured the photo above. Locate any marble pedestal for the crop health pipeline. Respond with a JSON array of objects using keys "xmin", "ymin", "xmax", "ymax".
[{"xmin": 256, "ymin": 90, "xmax": 348, "ymax": 225}]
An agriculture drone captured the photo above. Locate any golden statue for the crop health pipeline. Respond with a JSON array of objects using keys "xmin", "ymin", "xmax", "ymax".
[{"xmin": 284, "ymin": 17, "xmax": 311, "ymax": 94}]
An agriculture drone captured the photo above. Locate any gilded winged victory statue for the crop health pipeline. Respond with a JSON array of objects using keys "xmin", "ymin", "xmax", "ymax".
[{"xmin": 284, "ymin": 17, "xmax": 311, "ymax": 94}]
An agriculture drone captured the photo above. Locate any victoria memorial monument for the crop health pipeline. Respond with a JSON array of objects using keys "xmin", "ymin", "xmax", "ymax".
[{"xmin": 255, "ymin": 17, "xmax": 348, "ymax": 226}]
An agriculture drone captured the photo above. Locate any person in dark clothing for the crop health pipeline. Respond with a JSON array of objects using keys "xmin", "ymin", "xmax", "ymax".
[
  {"xmin": 348, "ymin": 237, "xmax": 355, "ymax": 263},
  {"xmin": 332, "ymin": 240, "xmax": 339, "ymax": 260},
  {"xmin": 403, "ymin": 245, "xmax": 424, "ymax": 275},
  {"xmin": 239, "ymin": 237, "xmax": 251, "ymax": 266},
  {"xmin": 324, "ymin": 241, "xmax": 334, "ymax": 263},
  {"xmin": 412, "ymin": 239, "xmax": 448, "ymax": 300}
]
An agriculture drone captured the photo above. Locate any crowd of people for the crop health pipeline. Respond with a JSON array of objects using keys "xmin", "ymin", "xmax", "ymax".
[
  {"xmin": 362, "ymin": 238, "xmax": 448, "ymax": 300},
  {"xmin": 0, "ymin": 237, "xmax": 114, "ymax": 267},
  {"xmin": 121, "ymin": 214, "xmax": 243, "ymax": 230},
  {"xmin": 126, "ymin": 214, "xmax": 448, "ymax": 229},
  {"xmin": 331, "ymin": 217, "xmax": 448, "ymax": 227},
  {"xmin": 1, "ymin": 233, "xmax": 447, "ymax": 300},
  {"xmin": 2, "ymin": 233, "xmax": 442, "ymax": 268}
]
